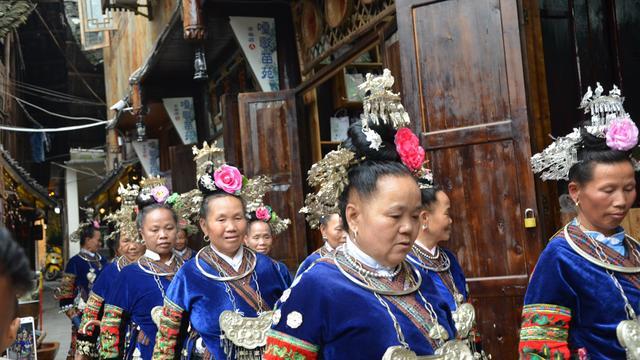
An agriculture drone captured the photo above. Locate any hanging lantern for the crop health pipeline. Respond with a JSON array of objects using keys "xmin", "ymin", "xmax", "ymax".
[
  {"xmin": 136, "ymin": 114, "xmax": 146, "ymax": 142},
  {"xmin": 193, "ymin": 46, "xmax": 208, "ymax": 81}
]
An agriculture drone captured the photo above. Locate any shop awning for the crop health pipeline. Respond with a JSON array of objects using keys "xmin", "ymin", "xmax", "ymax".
[
  {"xmin": 84, "ymin": 159, "xmax": 139, "ymax": 203},
  {"xmin": 0, "ymin": 146, "xmax": 56, "ymax": 208},
  {"xmin": 109, "ymin": 6, "xmax": 236, "ymax": 130}
]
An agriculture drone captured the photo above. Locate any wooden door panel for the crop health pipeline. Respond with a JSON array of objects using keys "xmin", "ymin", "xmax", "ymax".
[
  {"xmin": 433, "ymin": 140, "xmax": 527, "ymax": 278},
  {"xmin": 238, "ymin": 90, "xmax": 307, "ymax": 270},
  {"xmin": 397, "ymin": 0, "xmax": 541, "ymax": 357},
  {"xmin": 412, "ymin": 0, "xmax": 510, "ymax": 130},
  {"xmin": 221, "ymin": 94, "xmax": 243, "ymax": 169}
]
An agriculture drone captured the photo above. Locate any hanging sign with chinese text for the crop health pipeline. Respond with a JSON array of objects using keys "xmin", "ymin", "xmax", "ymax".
[
  {"xmin": 132, "ymin": 139, "xmax": 160, "ymax": 177},
  {"xmin": 229, "ymin": 17, "xmax": 280, "ymax": 92},
  {"xmin": 163, "ymin": 97, "xmax": 198, "ymax": 145}
]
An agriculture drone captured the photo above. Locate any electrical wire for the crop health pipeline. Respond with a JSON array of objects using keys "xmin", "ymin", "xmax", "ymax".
[
  {"xmin": 33, "ymin": 8, "xmax": 106, "ymax": 105},
  {"xmin": 1, "ymin": 91, "xmax": 106, "ymax": 122},
  {"xmin": 9, "ymin": 80, "xmax": 105, "ymax": 106},
  {"xmin": 0, "ymin": 121, "xmax": 111, "ymax": 133}
]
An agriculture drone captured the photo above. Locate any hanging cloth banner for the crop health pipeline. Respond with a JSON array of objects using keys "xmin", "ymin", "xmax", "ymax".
[
  {"xmin": 229, "ymin": 17, "xmax": 279, "ymax": 92},
  {"xmin": 132, "ymin": 139, "xmax": 160, "ymax": 177},
  {"xmin": 163, "ymin": 97, "xmax": 198, "ymax": 145}
]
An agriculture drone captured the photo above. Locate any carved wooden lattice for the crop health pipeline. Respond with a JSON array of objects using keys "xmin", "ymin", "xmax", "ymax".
[{"xmin": 293, "ymin": 0, "xmax": 395, "ymax": 74}]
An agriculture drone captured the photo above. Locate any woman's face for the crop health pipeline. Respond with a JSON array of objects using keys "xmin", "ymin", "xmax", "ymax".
[
  {"xmin": 199, "ymin": 195, "xmax": 247, "ymax": 257},
  {"xmin": 421, "ymin": 191, "xmax": 453, "ymax": 243},
  {"xmin": 346, "ymin": 175, "xmax": 422, "ymax": 267},
  {"xmin": 244, "ymin": 221, "xmax": 273, "ymax": 254},
  {"xmin": 84, "ymin": 230, "xmax": 101, "ymax": 253},
  {"xmin": 139, "ymin": 208, "xmax": 177, "ymax": 256},
  {"xmin": 175, "ymin": 229, "xmax": 188, "ymax": 251},
  {"xmin": 569, "ymin": 161, "xmax": 636, "ymax": 234},
  {"xmin": 120, "ymin": 237, "xmax": 145, "ymax": 262},
  {"xmin": 320, "ymin": 214, "xmax": 346, "ymax": 249}
]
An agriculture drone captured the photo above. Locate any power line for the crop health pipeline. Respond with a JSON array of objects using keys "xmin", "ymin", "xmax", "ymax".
[
  {"xmin": 0, "ymin": 121, "xmax": 111, "ymax": 133},
  {"xmin": 0, "ymin": 90, "xmax": 106, "ymax": 122},
  {"xmin": 33, "ymin": 8, "xmax": 106, "ymax": 105}
]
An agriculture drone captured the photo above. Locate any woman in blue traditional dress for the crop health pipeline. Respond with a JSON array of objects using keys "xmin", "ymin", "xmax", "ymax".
[
  {"xmin": 407, "ymin": 184, "xmax": 487, "ymax": 358},
  {"xmin": 56, "ymin": 218, "xmax": 107, "ymax": 359},
  {"xmin": 243, "ymin": 204, "xmax": 293, "ymax": 283},
  {"xmin": 295, "ymin": 213, "xmax": 346, "ymax": 276},
  {"xmin": 76, "ymin": 233, "xmax": 145, "ymax": 358},
  {"xmin": 99, "ymin": 179, "xmax": 184, "ymax": 360},
  {"xmin": 264, "ymin": 70, "xmax": 471, "ymax": 359},
  {"xmin": 76, "ymin": 183, "xmax": 143, "ymax": 359},
  {"xmin": 175, "ymin": 227, "xmax": 195, "ymax": 261},
  {"xmin": 519, "ymin": 84, "xmax": 640, "ymax": 359},
  {"xmin": 152, "ymin": 160, "xmax": 291, "ymax": 360}
]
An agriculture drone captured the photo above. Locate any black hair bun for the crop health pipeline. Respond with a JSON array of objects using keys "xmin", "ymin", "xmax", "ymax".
[
  {"xmin": 343, "ymin": 121, "xmax": 400, "ymax": 162},
  {"xmin": 579, "ymin": 128, "xmax": 611, "ymax": 153},
  {"xmin": 135, "ymin": 191, "xmax": 156, "ymax": 209}
]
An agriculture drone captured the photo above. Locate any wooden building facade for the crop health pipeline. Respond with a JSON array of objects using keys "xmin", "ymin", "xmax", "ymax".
[{"xmin": 101, "ymin": 0, "xmax": 640, "ymax": 356}]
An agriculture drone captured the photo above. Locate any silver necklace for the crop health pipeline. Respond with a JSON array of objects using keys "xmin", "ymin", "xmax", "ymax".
[
  {"xmin": 195, "ymin": 246, "xmax": 257, "ymax": 282},
  {"xmin": 334, "ymin": 248, "xmax": 422, "ymax": 296},
  {"xmin": 564, "ymin": 224, "xmax": 640, "ymax": 358},
  {"xmin": 344, "ymin": 248, "xmax": 402, "ymax": 278},
  {"xmin": 410, "ymin": 245, "xmax": 451, "ymax": 272}
]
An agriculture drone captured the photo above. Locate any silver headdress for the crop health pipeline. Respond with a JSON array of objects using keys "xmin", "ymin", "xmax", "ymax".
[
  {"xmin": 70, "ymin": 208, "xmax": 99, "ymax": 242},
  {"xmin": 301, "ymin": 69, "xmax": 432, "ymax": 228},
  {"xmin": 531, "ymin": 83, "xmax": 638, "ymax": 181},
  {"xmin": 104, "ymin": 183, "xmax": 140, "ymax": 242},
  {"xmin": 192, "ymin": 142, "xmax": 272, "ymax": 216}
]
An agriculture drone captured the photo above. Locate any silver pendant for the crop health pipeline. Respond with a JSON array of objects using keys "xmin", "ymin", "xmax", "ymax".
[
  {"xmin": 87, "ymin": 268, "xmax": 96, "ymax": 284},
  {"xmin": 434, "ymin": 340, "xmax": 475, "ymax": 360},
  {"xmin": 617, "ymin": 319, "xmax": 640, "ymax": 359},
  {"xmin": 219, "ymin": 310, "xmax": 274, "ymax": 349},
  {"xmin": 454, "ymin": 293, "xmax": 465, "ymax": 304},
  {"xmin": 382, "ymin": 346, "xmax": 442, "ymax": 359},
  {"xmin": 428, "ymin": 324, "xmax": 449, "ymax": 341},
  {"xmin": 452, "ymin": 303, "xmax": 476, "ymax": 339},
  {"xmin": 151, "ymin": 306, "xmax": 163, "ymax": 328}
]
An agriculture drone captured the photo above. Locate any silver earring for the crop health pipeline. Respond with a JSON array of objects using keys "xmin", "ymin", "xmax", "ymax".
[
  {"xmin": 203, "ymin": 235, "xmax": 210, "ymax": 242},
  {"xmin": 422, "ymin": 224, "xmax": 428, "ymax": 230}
]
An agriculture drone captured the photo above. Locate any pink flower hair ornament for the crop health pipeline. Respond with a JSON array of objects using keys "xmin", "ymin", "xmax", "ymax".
[
  {"xmin": 606, "ymin": 116, "xmax": 639, "ymax": 151},
  {"xmin": 394, "ymin": 127, "xmax": 426, "ymax": 172}
]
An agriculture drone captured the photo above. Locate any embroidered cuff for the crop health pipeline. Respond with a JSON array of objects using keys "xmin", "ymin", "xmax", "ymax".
[
  {"xmin": 519, "ymin": 303, "xmax": 571, "ymax": 359},
  {"xmin": 264, "ymin": 329, "xmax": 319, "ymax": 360},
  {"xmin": 100, "ymin": 304, "xmax": 124, "ymax": 359},
  {"xmin": 79, "ymin": 292, "xmax": 104, "ymax": 337},
  {"xmin": 153, "ymin": 299, "xmax": 185, "ymax": 360},
  {"xmin": 57, "ymin": 273, "xmax": 77, "ymax": 300}
]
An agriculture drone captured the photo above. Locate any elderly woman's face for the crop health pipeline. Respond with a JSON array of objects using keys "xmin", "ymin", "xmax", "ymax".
[
  {"xmin": 346, "ymin": 174, "xmax": 422, "ymax": 267},
  {"xmin": 569, "ymin": 161, "xmax": 636, "ymax": 234}
]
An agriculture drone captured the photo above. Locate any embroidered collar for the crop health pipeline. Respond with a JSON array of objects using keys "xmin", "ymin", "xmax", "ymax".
[
  {"xmin": 572, "ymin": 219, "xmax": 626, "ymax": 256},
  {"xmin": 323, "ymin": 242, "xmax": 335, "ymax": 252},
  {"xmin": 346, "ymin": 238, "xmax": 396, "ymax": 277},
  {"xmin": 175, "ymin": 248, "xmax": 188, "ymax": 257},
  {"xmin": 210, "ymin": 244, "xmax": 244, "ymax": 272}
]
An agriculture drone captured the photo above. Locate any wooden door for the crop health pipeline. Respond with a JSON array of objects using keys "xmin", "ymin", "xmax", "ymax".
[
  {"xmin": 221, "ymin": 94, "xmax": 243, "ymax": 170},
  {"xmin": 237, "ymin": 90, "xmax": 307, "ymax": 270},
  {"xmin": 396, "ymin": 0, "xmax": 543, "ymax": 357},
  {"xmin": 169, "ymin": 144, "xmax": 196, "ymax": 193}
]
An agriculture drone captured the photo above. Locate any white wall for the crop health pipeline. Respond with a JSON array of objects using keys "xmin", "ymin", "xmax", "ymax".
[{"xmin": 65, "ymin": 168, "xmax": 80, "ymax": 258}]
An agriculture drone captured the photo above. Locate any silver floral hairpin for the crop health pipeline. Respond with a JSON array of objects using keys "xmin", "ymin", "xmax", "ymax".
[{"xmin": 531, "ymin": 83, "xmax": 639, "ymax": 181}]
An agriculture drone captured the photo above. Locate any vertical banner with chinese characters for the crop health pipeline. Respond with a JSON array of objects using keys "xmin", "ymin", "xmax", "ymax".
[
  {"xmin": 132, "ymin": 139, "xmax": 160, "ymax": 177},
  {"xmin": 163, "ymin": 97, "xmax": 198, "ymax": 145},
  {"xmin": 229, "ymin": 17, "xmax": 279, "ymax": 92}
]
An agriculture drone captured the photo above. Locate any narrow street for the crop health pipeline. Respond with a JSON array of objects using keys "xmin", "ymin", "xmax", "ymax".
[{"xmin": 41, "ymin": 280, "xmax": 70, "ymax": 360}]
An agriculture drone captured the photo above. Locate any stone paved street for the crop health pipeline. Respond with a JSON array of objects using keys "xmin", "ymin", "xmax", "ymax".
[{"xmin": 41, "ymin": 280, "xmax": 70, "ymax": 360}]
